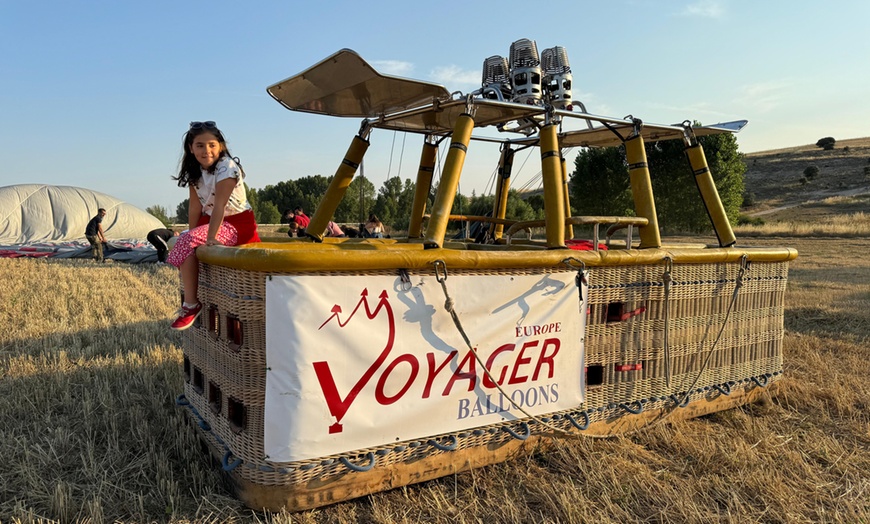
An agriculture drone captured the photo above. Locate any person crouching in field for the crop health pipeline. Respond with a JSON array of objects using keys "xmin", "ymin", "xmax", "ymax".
[
  {"xmin": 147, "ymin": 227, "xmax": 178, "ymax": 263},
  {"xmin": 167, "ymin": 121, "xmax": 260, "ymax": 330}
]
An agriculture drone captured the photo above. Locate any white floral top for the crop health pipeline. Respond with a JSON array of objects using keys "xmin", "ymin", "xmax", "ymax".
[{"xmin": 194, "ymin": 156, "xmax": 251, "ymax": 216}]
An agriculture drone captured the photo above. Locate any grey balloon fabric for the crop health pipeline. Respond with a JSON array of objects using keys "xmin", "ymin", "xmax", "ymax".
[{"xmin": 0, "ymin": 184, "xmax": 165, "ymax": 243}]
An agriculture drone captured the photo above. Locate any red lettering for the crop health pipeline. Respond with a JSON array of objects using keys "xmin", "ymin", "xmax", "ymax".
[
  {"xmin": 443, "ymin": 350, "xmax": 477, "ymax": 396},
  {"xmin": 508, "ymin": 340, "xmax": 537, "ymax": 385},
  {"xmin": 312, "ymin": 289, "xmax": 394, "ymax": 433},
  {"xmin": 375, "ymin": 354, "xmax": 419, "ymax": 405},
  {"xmin": 422, "ymin": 351, "xmax": 457, "ymax": 398},
  {"xmin": 482, "ymin": 343, "xmax": 514, "ymax": 388},
  {"xmin": 533, "ymin": 337, "xmax": 560, "ymax": 380}
]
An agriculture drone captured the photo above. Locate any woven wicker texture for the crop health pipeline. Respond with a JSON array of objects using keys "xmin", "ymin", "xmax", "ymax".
[{"xmin": 180, "ymin": 259, "xmax": 788, "ymax": 487}]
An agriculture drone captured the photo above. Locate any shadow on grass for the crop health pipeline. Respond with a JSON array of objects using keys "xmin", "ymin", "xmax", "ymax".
[
  {"xmin": 788, "ymin": 267, "xmax": 870, "ymax": 283},
  {"xmin": 0, "ymin": 320, "xmax": 248, "ymax": 522},
  {"xmin": 785, "ymin": 305, "xmax": 870, "ymax": 341}
]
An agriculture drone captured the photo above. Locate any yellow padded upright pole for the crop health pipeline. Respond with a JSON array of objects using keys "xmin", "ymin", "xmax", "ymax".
[
  {"xmin": 308, "ymin": 135, "xmax": 369, "ymax": 241},
  {"xmin": 424, "ymin": 113, "xmax": 474, "ymax": 248},
  {"xmin": 491, "ymin": 147, "xmax": 513, "ymax": 240},
  {"xmin": 407, "ymin": 141, "xmax": 438, "ymax": 238},
  {"xmin": 540, "ymin": 124, "xmax": 566, "ymax": 249},
  {"xmin": 561, "ymin": 157, "xmax": 574, "ymax": 240},
  {"xmin": 685, "ymin": 143, "xmax": 736, "ymax": 247},
  {"xmin": 624, "ymin": 134, "xmax": 661, "ymax": 248}
]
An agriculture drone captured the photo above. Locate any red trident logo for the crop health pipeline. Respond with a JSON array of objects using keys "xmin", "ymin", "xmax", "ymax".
[{"xmin": 312, "ymin": 288, "xmax": 395, "ymax": 434}]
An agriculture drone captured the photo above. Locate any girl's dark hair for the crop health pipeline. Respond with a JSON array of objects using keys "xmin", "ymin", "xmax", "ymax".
[{"xmin": 173, "ymin": 125, "xmax": 231, "ymax": 188}]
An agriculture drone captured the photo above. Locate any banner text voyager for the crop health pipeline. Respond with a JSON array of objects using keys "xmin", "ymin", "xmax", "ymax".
[{"xmin": 264, "ymin": 271, "xmax": 587, "ymax": 462}]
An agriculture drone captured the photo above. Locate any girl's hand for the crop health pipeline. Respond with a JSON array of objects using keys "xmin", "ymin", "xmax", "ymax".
[{"xmin": 205, "ymin": 238, "xmax": 223, "ymax": 246}]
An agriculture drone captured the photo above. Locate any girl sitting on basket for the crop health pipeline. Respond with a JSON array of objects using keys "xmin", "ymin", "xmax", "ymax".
[{"xmin": 167, "ymin": 121, "xmax": 260, "ymax": 330}]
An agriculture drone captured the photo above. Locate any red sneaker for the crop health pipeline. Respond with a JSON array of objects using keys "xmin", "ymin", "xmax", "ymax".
[{"xmin": 171, "ymin": 303, "xmax": 202, "ymax": 331}]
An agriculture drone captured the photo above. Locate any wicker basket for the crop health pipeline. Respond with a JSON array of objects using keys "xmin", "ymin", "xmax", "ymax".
[{"xmin": 178, "ymin": 257, "xmax": 788, "ymax": 508}]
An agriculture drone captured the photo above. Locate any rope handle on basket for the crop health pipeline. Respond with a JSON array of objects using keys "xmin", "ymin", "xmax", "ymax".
[
  {"xmin": 428, "ymin": 435, "xmax": 458, "ymax": 451},
  {"xmin": 222, "ymin": 451, "xmax": 242, "ymax": 472},
  {"xmin": 340, "ymin": 452, "xmax": 376, "ymax": 472},
  {"xmin": 751, "ymin": 374, "xmax": 769, "ymax": 387},
  {"xmin": 502, "ymin": 422, "xmax": 531, "ymax": 440},
  {"xmin": 619, "ymin": 400, "xmax": 644, "ymax": 415},
  {"xmin": 566, "ymin": 411, "xmax": 590, "ymax": 430}
]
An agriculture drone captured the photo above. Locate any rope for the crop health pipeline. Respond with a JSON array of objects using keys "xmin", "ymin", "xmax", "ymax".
[
  {"xmin": 386, "ymin": 130, "xmax": 397, "ymax": 179},
  {"xmin": 674, "ymin": 254, "xmax": 750, "ymax": 407},
  {"xmin": 359, "ymin": 159, "xmax": 366, "ymax": 223},
  {"xmin": 662, "ymin": 257, "xmax": 673, "ymax": 387},
  {"xmin": 431, "ymin": 259, "xmax": 583, "ymax": 439},
  {"xmin": 396, "ymin": 132, "xmax": 406, "ymax": 177}
]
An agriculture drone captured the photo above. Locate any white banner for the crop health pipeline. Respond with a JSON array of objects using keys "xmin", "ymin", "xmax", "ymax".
[{"xmin": 264, "ymin": 270, "xmax": 586, "ymax": 462}]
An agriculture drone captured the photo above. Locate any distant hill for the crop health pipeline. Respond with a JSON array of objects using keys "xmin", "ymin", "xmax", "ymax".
[{"xmin": 742, "ymin": 137, "xmax": 870, "ymax": 217}]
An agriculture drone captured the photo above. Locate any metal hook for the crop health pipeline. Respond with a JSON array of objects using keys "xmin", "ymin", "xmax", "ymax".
[
  {"xmin": 681, "ymin": 120, "xmax": 698, "ymax": 147},
  {"xmin": 625, "ymin": 115, "xmax": 643, "ymax": 137},
  {"xmin": 358, "ymin": 119, "xmax": 372, "ymax": 139},
  {"xmin": 398, "ymin": 269, "xmax": 412, "ymax": 292},
  {"xmin": 561, "ymin": 257, "xmax": 586, "ymax": 271},
  {"xmin": 433, "ymin": 259, "xmax": 448, "ymax": 283},
  {"xmin": 464, "ymin": 93, "xmax": 476, "ymax": 116}
]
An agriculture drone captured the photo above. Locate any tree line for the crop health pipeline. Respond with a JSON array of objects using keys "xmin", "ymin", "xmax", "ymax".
[{"xmin": 148, "ymin": 129, "xmax": 744, "ymax": 235}]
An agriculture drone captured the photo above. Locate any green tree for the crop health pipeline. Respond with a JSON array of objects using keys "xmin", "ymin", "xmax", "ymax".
[
  {"xmin": 569, "ymin": 146, "xmax": 635, "ymax": 217},
  {"xmin": 646, "ymin": 131, "xmax": 745, "ymax": 233},
  {"xmin": 258, "ymin": 180, "xmax": 303, "ymax": 216},
  {"xmin": 525, "ymin": 194, "xmax": 546, "ymax": 218},
  {"xmin": 294, "ymin": 175, "xmax": 331, "ymax": 213},
  {"xmin": 371, "ymin": 176, "xmax": 415, "ymax": 230},
  {"xmin": 257, "ymin": 201, "xmax": 282, "ymax": 224},
  {"xmin": 146, "ymin": 205, "xmax": 171, "ymax": 227},
  {"xmin": 335, "ymin": 176, "xmax": 376, "ymax": 224},
  {"xmin": 241, "ymin": 183, "xmax": 259, "ymax": 222},
  {"xmin": 175, "ymin": 199, "xmax": 189, "ymax": 224},
  {"xmin": 803, "ymin": 165, "xmax": 819, "ymax": 180},
  {"xmin": 570, "ymin": 128, "xmax": 745, "ymax": 233},
  {"xmin": 505, "ymin": 190, "xmax": 539, "ymax": 221},
  {"xmin": 816, "ymin": 137, "xmax": 836, "ymax": 150}
]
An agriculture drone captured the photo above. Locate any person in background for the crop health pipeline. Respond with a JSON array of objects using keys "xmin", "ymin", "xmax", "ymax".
[
  {"xmin": 84, "ymin": 208, "xmax": 108, "ymax": 262},
  {"xmin": 147, "ymin": 227, "xmax": 178, "ymax": 263},
  {"xmin": 325, "ymin": 220, "xmax": 345, "ymax": 237},
  {"xmin": 167, "ymin": 121, "xmax": 260, "ymax": 330},
  {"xmin": 286, "ymin": 217, "xmax": 299, "ymax": 237},
  {"xmin": 293, "ymin": 206, "xmax": 310, "ymax": 228},
  {"xmin": 342, "ymin": 225, "xmax": 361, "ymax": 238},
  {"xmin": 364, "ymin": 214, "xmax": 385, "ymax": 238}
]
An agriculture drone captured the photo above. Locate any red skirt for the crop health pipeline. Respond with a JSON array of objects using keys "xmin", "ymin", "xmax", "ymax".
[{"xmin": 196, "ymin": 209, "xmax": 261, "ymax": 244}]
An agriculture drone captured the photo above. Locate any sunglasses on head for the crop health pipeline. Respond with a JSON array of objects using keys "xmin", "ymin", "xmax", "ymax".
[{"xmin": 189, "ymin": 121, "xmax": 217, "ymax": 130}]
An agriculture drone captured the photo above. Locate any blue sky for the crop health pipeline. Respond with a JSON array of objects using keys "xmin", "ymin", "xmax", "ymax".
[{"xmin": 2, "ymin": 0, "xmax": 868, "ymax": 214}]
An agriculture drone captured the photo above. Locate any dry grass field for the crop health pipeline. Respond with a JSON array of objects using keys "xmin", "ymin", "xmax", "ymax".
[
  {"xmin": 742, "ymin": 137, "xmax": 870, "ymax": 213},
  {"xmin": 1, "ymin": 140, "xmax": 869, "ymax": 522},
  {"xmin": 1, "ymin": 231, "xmax": 868, "ymax": 523}
]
